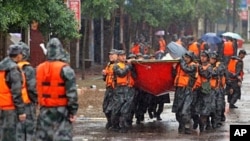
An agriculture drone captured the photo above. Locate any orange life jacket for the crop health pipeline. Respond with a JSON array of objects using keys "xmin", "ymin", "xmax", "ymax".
[
  {"xmin": 174, "ymin": 62, "xmax": 197, "ymax": 87},
  {"xmin": 131, "ymin": 44, "xmax": 140, "ymax": 55},
  {"xmin": 159, "ymin": 39, "xmax": 166, "ymax": 51},
  {"xmin": 214, "ymin": 62, "xmax": 226, "ymax": 87},
  {"xmin": 18, "ymin": 61, "xmax": 31, "ymax": 104},
  {"xmin": 188, "ymin": 42, "xmax": 199, "ymax": 56},
  {"xmin": 115, "ymin": 62, "xmax": 134, "ymax": 87},
  {"xmin": 0, "ymin": 71, "xmax": 15, "ymax": 110},
  {"xmin": 193, "ymin": 64, "xmax": 210, "ymax": 89},
  {"xmin": 104, "ymin": 63, "xmax": 115, "ymax": 88},
  {"xmin": 36, "ymin": 61, "xmax": 68, "ymax": 107},
  {"xmin": 227, "ymin": 58, "xmax": 244, "ymax": 80},
  {"xmin": 210, "ymin": 77, "xmax": 218, "ymax": 89},
  {"xmin": 223, "ymin": 41, "xmax": 234, "ymax": 56},
  {"xmin": 0, "ymin": 64, "xmax": 31, "ymax": 110}
]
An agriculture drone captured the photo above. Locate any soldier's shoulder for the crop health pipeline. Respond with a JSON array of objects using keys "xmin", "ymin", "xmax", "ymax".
[
  {"xmin": 61, "ymin": 65, "xmax": 75, "ymax": 73},
  {"xmin": 61, "ymin": 65, "xmax": 75, "ymax": 79},
  {"xmin": 0, "ymin": 57, "xmax": 18, "ymax": 71}
]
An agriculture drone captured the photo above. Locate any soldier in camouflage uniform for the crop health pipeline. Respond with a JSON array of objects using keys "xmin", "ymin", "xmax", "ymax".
[
  {"xmin": 102, "ymin": 49, "xmax": 118, "ymax": 129},
  {"xmin": 196, "ymin": 51, "xmax": 213, "ymax": 132},
  {"xmin": 209, "ymin": 52, "xmax": 226, "ymax": 129},
  {"xmin": 36, "ymin": 38, "xmax": 78, "ymax": 141},
  {"xmin": 226, "ymin": 50, "xmax": 246, "ymax": 108},
  {"xmin": 16, "ymin": 42, "xmax": 37, "ymax": 141},
  {"xmin": 111, "ymin": 50, "xmax": 135, "ymax": 133},
  {"xmin": 0, "ymin": 44, "xmax": 26, "ymax": 141},
  {"xmin": 172, "ymin": 51, "xmax": 197, "ymax": 134}
]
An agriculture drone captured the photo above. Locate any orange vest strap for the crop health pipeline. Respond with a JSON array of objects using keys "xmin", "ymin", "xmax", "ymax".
[{"xmin": 18, "ymin": 61, "xmax": 31, "ymax": 104}]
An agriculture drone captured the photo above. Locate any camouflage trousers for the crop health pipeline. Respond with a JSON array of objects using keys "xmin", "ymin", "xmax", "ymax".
[
  {"xmin": 17, "ymin": 104, "xmax": 37, "ymax": 141},
  {"xmin": 36, "ymin": 107, "xmax": 73, "ymax": 141},
  {"xmin": 103, "ymin": 87, "xmax": 114, "ymax": 114},
  {"xmin": 0, "ymin": 110, "xmax": 22, "ymax": 141},
  {"xmin": 227, "ymin": 81, "xmax": 241, "ymax": 105},
  {"xmin": 111, "ymin": 86, "xmax": 135, "ymax": 128},
  {"xmin": 172, "ymin": 87, "xmax": 193, "ymax": 129}
]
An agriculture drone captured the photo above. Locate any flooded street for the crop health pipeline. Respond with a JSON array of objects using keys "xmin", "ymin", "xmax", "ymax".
[{"xmin": 73, "ymin": 44, "xmax": 250, "ymax": 141}]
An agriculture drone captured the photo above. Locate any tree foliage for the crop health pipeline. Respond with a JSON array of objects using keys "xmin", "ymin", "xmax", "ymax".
[
  {"xmin": 0, "ymin": 0, "xmax": 80, "ymax": 39},
  {"xmin": 81, "ymin": 0, "xmax": 118, "ymax": 19},
  {"xmin": 188, "ymin": 0, "xmax": 227, "ymax": 22},
  {"xmin": 39, "ymin": 0, "xmax": 80, "ymax": 39},
  {"xmin": 0, "ymin": 0, "xmax": 234, "ymax": 39}
]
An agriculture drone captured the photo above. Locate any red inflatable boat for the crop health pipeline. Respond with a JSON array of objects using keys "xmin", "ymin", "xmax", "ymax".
[{"xmin": 132, "ymin": 60, "xmax": 179, "ymax": 96}]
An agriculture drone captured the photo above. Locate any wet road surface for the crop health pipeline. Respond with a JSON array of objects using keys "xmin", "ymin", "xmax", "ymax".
[{"xmin": 73, "ymin": 45, "xmax": 250, "ymax": 141}]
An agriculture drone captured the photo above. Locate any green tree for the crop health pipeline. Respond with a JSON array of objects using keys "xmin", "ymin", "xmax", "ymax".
[{"xmin": 0, "ymin": 0, "xmax": 79, "ymax": 39}]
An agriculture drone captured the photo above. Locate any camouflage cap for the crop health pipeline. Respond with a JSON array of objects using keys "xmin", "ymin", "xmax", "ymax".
[
  {"xmin": 184, "ymin": 51, "xmax": 194, "ymax": 60},
  {"xmin": 109, "ymin": 49, "xmax": 118, "ymax": 55},
  {"xmin": 128, "ymin": 53, "xmax": 136, "ymax": 59},
  {"xmin": 143, "ymin": 54, "xmax": 149, "ymax": 59},
  {"xmin": 17, "ymin": 42, "xmax": 30, "ymax": 60},
  {"xmin": 209, "ymin": 51, "xmax": 218, "ymax": 59},
  {"xmin": 200, "ymin": 50, "xmax": 209, "ymax": 58},
  {"xmin": 136, "ymin": 53, "xmax": 143, "ymax": 57},
  {"xmin": 8, "ymin": 44, "xmax": 23, "ymax": 55},
  {"xmin": 117, "ymin": 50, "xmax": 126, "ymax": 55}
]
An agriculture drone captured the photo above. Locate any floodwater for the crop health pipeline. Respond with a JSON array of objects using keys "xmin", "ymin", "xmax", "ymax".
[{"xmin": 73, "ymin": 45, "xmax": 250, "ymax": 141}]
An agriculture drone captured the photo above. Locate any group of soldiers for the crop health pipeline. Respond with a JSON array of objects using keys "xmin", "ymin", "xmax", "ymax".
[
  {"xmin": 172, "ymin": 48, "xmax": 246, "ymax": 134},
  {"xmin": 102, "ymin": 33, "xmax": 246, "ymax": 134},
  {"xmin": 0, "ymin": 38, "xmax": 78, "ymax": 141},
  {"xmin": 102, "ymin": 48, "xmax": 170, "ymax": 133}
]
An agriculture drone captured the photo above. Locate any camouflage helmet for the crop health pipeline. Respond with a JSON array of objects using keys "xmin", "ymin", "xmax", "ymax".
[
  {"xmin": 8, "ymin": 44, "xmax": 23, "ymax": 55},
  {"xmin": 109, "ymin": 49, "xmax": 118, "ymax": 55},
  {"xmin": 17, "ymin": 42, "xmax": 30, "ymax": 60},
  {"xmin": 117, "ymin": 50, "xmax": 126, "ymax": 55},
  {"xmin": 136, "ymin": 52, "xmax": 143, "ymax": 57},
  {"xmin": 209, "ymin": 51, "xmax": 218, "ymax": 59},
  {"xmin": 184, "ymin": 51, "xmax": 194, "ymax": 60},
  {"xmin": 46, "ymin": 38, "xmax": 65, "ymax": 61},
  {"xmin": 143, "ymin": 54, "xmax": 149, "ymax": 59},
  {"xmin": 128, "ymin": 53, "xmax": 136, "ymax": 59},
  {"xmin": 200, "ymin": 50, "xmax": 209, "ymax": 58}
]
